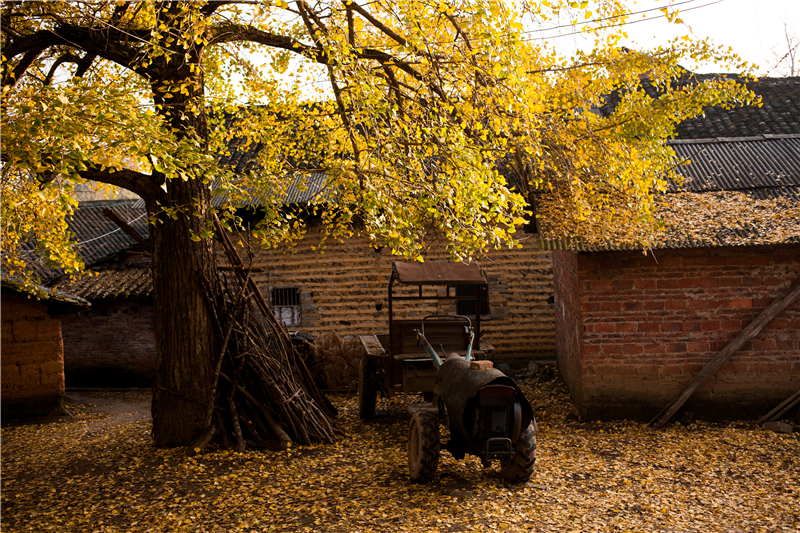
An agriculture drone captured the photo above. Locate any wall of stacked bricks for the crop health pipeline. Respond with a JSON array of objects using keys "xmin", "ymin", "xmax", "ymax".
[
  {"xmin": 0, "ymin": 291, "xmax": 65, "ymax": 417},
  {"xmin": 55, "ymin": 300, "xmax": 156, "ymax": 387},
  {"xmin": 554, "ymin": 245, "xmax": 800, "ymax": 420},
  {"xmin": 220, "ymin": 222, "xmax": 557, "ymax": 363}
]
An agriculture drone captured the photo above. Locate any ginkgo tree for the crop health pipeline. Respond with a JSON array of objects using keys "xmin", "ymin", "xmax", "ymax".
[{"xmin": 1, "ymin": 0, "xmax": 754, "ymax": 447}]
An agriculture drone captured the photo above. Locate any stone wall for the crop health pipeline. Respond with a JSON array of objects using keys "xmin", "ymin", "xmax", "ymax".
[
  {"xmin": 554, "ymin": 245, "xmax": 800, "ymax": 420},
  {"xmin": 1, "ymin": 290, "xmax": 65, "ymax": 417}
]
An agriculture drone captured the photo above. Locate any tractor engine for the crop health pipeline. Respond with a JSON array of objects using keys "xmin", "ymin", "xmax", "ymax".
[{"xmin": 436, "ymin": 355, "xmax": 534, "ymax": 468}]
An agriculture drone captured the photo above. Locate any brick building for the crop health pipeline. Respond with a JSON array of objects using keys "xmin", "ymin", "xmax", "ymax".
[
  {"xmin": 48, "ymin": 198, "xmax": 556, "ymax": 387},
  {"xmin": 548, "ymin": 76, "xmax": 800, "ymax": 421},
  {"xmin": 1, "ymin": 280, "xmax": 87, "ymax": 417},
  {"xmin": 221, "ymin": 221, "xmax": 555, "ymax": 361},
  {"xmin": 26, "ymin": 200, "xmax": 155, "ymax": 387}
]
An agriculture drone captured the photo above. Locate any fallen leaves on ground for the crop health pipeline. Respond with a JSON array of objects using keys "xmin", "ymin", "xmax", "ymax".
[{"xmin": 1, "ymin": 381, "xmax": 798, "ymax": 533}]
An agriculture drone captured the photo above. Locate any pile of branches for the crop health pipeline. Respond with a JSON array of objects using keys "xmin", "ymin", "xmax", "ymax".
[{"xmin": 193, "ymin": 217, "xmax": 339, "ymax": 454}]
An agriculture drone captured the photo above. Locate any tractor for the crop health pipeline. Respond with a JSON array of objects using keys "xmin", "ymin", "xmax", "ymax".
[{"xmin": 358, "ymin": 261, "xmax": 536, "ymax": 482}]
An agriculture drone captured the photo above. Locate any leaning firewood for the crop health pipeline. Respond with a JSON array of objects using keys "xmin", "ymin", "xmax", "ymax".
[
  {"xmin": 186, "ymin": 425, "xmax": 217, "ymax": 457},
  {"xmin": 205, "ymin": 278, "xmax": 251, "ymax": 430},
  {"xmin": 219, "ymin": 372, "xmax": 292, "ymax": 444},
  {"xmin": 215, "ymin": 410, "xmax": 231, "ymax": 449},
  {"xmin": 237, "ymin": 403, "xmax": 263, "ymax": 442},
  {"xmin": 240, "ymin": 396, "xmax": 272, "ymax": 443},
  {"xmin": 228, "ymin": 395, "xmax": 246, "ymax": 452},
  {"xmin": 246, "ymin": 439, "xmax": 291, "ymax": 451}
]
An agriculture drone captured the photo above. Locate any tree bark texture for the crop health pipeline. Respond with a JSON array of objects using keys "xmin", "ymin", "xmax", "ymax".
[{"xmin": 148, "ymin": 179, "xmax": 221, "ymax": 447}]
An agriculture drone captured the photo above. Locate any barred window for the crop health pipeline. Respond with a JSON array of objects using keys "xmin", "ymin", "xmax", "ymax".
[
  {"xmin": 455, "ymin": 284, "xmax": 490, "ymax": 316},
  {"xmin": 271, "ymin": 287, "xmax": 301, "ymax": 327}
]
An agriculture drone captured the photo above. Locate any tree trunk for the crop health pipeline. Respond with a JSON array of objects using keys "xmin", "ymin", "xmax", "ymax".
[
  {"xmin": 146, "ymin": 28, "xmax": 219, "ymax": 446},
  {"xmin": 148, "ymin": 178, "xmax": 220, "ymax": 447}
]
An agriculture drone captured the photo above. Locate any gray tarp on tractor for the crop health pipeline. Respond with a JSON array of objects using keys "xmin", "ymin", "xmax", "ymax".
[{"xmin": 438, "ymin": 355, "xmax": 534, "ymax": 438}]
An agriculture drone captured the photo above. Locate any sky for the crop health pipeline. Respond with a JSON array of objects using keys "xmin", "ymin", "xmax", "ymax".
[{"xmin": 606, "ymin": 0, "xmax": 798, "ymax": 74}]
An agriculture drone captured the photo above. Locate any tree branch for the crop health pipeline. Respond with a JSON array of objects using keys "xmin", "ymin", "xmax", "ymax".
[
  {"xmin": 43, "ymin": 51, "xmax": 82, "ymax": 86},
  {"xmin": 206, "ymin": 24, "xmax": 323, "ymax": 62},
  {"xmin": 78, "ymin": 164, "xmax": 163, "ymax": 201},
  {"xmin": 3, "ymin": 28, "xmax": 144, "ymax": 77},
  {"xmin": 2, "ymin": 44, "xmax": 45, "ymax": 88},
  {"xmin": 345, "ymin": 0, "xmax": 408, "ymax": 48}
]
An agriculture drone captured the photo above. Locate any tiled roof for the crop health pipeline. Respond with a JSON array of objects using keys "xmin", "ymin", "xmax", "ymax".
[
  {"xmin": 1, "ymin": 277, "xmax": 90, "ymax": 306},
  {"xmin": 601, "ymin": 74, "xmax": 800, "ymax": 139},
  {"xmin": 538, "ymin": 137, "xmax": 800, "ymax": 252},
  {"xmin": 22, "ymin": 200, "xmax": 148, "ymax": 283},
  {"xmin": 540, "ymin": 76, "xmax": 800, "ymax": 252},
  {"xmin": 66, "ymin": 201, "xmax": 149, "ymax": 265},
  {"xmin": 674, "ymin": 76, "xmax": 800, "ymax": 139},
  {"xmin": 53, "ymin": 267, "xmax": 153, "ymax": 301},
  {"xmin": 131, "ymin": 172, "xmax": 331, "ymax": 211}
]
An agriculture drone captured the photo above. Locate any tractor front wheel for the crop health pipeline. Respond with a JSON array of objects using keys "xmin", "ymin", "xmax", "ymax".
[
  {"xmin": 501, "ymin": 422, "xmax": 537, "ymax": 482},
  {"xmin": 358, "ymin": 356, "xmax": 378, "ymax": 420},
  {"xmin": 408, "ymin": 410, "xmax": 440, "ymax": 482}
]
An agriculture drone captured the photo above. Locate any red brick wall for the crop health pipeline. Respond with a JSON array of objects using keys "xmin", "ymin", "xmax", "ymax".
[
  {"xmin": 563, "ymin": 245, "xmax": 800, "ymax": 420},
  {"xmin": 55, "ymin": 300, "xmax": 156, "ymax": 387},
  {"xmin": 1, "ymin": 290, "xmax": 65, "ymax": 417},
  {"xmin": 552, "ymin": 250, "xmax": 582, "ymax": 402}
]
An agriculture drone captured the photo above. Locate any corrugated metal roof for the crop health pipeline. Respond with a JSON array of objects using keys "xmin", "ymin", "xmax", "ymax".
[
  {"xmin": 210, "ymin": 172, "xmax": 332, "ymax": 207},
  {"xmin": 542, "ymin": 83, "xmax": 800, "ymax": 253},
  {"xmin": 669, "ymin": 136, "xmax": 800, "ymax": 192},
  {"xmin": 67, "ymin": 202, "xmax": 149, "ymax": 265}
]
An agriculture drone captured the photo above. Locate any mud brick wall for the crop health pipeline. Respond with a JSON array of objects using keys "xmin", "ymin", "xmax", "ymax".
[
  {"xmin": 220, "ymin": 222, "xmax": 556, "ymax": 362},
  {"xmin": 55, "ymin": 300, "xmax": 156, "ymax": 387},
  {"xmin": 1, "ymin": 291, "xmax": 65, "ymax": 417},
  {"xmin": 555, "ymin": 245, "xmax": 800, "ymax": 421}
]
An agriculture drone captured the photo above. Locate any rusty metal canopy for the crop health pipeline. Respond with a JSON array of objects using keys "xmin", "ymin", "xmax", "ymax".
[{"xmin": 391, "ymin": 261, "xmax": 486, "ymax": 285}]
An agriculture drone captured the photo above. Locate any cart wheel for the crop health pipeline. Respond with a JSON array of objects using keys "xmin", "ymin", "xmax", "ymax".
[
  {"xmin": 408, "ymin": 410, "xmax": 440, "ymax": 482},
  {"xmin": 501, "ymin": 422, "xmax": 536, "ymax": 482},
  {"xmin": 358, "ymin": 355, "xmax": 378, "ymax": 420}
]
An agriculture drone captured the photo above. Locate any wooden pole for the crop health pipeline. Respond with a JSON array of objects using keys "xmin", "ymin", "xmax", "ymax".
[
  {"xmin": 212, "ymin": 214, "xmax": 337, "ymax": 419},
  {"xmin": 651, "ymin": 275, "xmax": 800, "ymax": 429},
  {"xmin": 102, "ymin": 208, "xmax": 150, "ymax": 252},
  {"xmin": 756, "ymin": 388, "xmax": 800, "ymax": 425}
]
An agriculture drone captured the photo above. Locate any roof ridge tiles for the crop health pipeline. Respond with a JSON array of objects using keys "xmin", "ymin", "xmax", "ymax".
[{"xmin": 668, "ymin": 133, "xmax": 800, "ymax": 144}]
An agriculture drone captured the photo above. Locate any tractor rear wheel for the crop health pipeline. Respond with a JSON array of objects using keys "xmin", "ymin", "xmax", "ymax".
[
  {"xmin": 501, "ymin": 422, "xmax": 536, "ymax": 482},
  {"xmin": 358, "ymin": 355, "xmax": 378, "ymax": 420},
  {"xmin": 408, "ymin": 410, "xmax": 440, "ymax": 482}
]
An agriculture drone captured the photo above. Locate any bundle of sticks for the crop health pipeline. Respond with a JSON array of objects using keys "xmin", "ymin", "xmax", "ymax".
[{"xmin": 192, "ymin": 217, "xmax": 339, "ymax": 454}]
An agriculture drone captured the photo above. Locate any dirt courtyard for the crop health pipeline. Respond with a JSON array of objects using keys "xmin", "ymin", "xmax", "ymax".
[{"xmin": 1, "ymin": 380, "xmax": 798, "ymax": 533}]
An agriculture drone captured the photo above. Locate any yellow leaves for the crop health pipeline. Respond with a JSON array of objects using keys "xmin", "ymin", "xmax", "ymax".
[{"xmin": 3, "ymin": 386, "xmax": 799, "ymax": 532}]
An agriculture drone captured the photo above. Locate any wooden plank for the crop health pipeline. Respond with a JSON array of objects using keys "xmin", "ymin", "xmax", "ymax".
[
  {"xmin": 359, "ymin": 335, "xmax": 386, "ymax": 357},
  {"xmin": 756, "ymin": 388, "xmax": 800, "ymax": 425},
  {"xmin": 651, "ymin": 275, "xmax": 800, "ymax": 429},
  {"xmin": 102, "ymin": 208, "xmax": 149, "ymax": 252}
]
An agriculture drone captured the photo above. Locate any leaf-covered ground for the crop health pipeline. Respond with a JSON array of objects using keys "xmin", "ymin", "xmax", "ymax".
[{"xmin": 2, "ymin": 381, "xmax": 798, "ymax": 533}]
